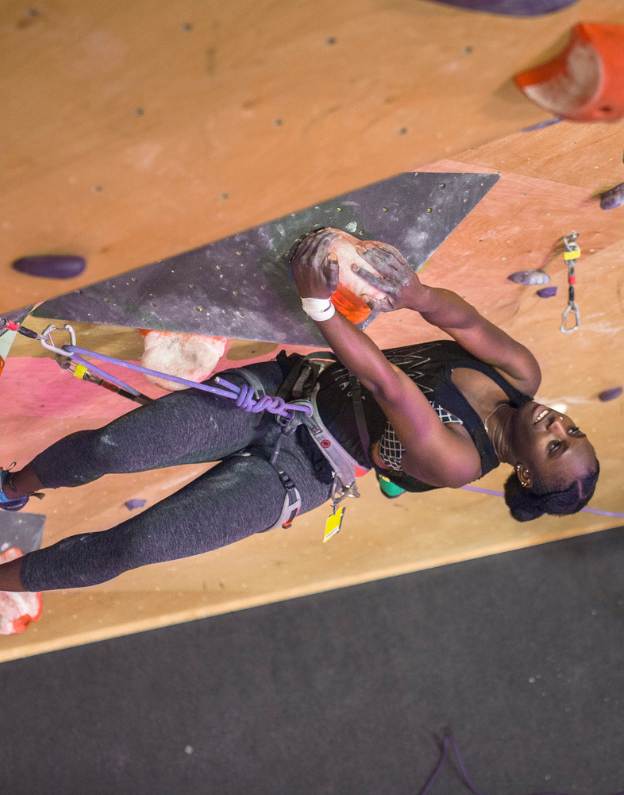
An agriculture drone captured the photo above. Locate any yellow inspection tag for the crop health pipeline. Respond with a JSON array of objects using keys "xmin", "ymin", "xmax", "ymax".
[
  {"xmin": 323, "ymin": 507, "xmax": 345, "ymax": 543},
  {"xmin": 563, "ymin": 249, "xmax": 581, "ymax": 261},
  {"xmin": 73, "ymin": 364, "xmax": 89, "ymax": 380}
]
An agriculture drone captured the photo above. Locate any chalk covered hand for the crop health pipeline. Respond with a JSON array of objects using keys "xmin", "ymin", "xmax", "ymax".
[
  {"xmin": 289, "ymin": 229, "xmax": 339, "ymax": 300},
  {"xmin": 352, "ymin": 242, "xmax": 424, "ymax": 312}
]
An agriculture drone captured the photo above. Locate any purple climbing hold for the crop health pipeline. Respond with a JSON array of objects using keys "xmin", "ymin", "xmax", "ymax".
[
  {"xmin": 12, "ymin": 254, "xmax": 86, "ymax": 279},
  {"xmin": 599, "ymin": 182, "xmax": 624, "ymax": 211},
  {"xmin": 536, "ymin": 286, "xmax": 558, "ymax": 298},
  {"xmin": 508, "ymin": 270, "xmax": 550, "ymax": 285},
  {"xmin": 125, "ymin": 499, "xmax": 147, "ymax": 511},
  {"xmin": 432, "ymin": 0, "xmax": 577, "ymax": 16},
  {"xmin": 598, "ymin": 386, "xmax": 623, "ymax": 402}
]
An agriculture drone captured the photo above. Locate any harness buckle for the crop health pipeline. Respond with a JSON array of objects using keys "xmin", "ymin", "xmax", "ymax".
[
  {"xmin": 330, "ymin": 477, "xmax": 360, "ymax": 512},
  {"xmin": 276, "ymin": 470, "xmax": 302, "ymax": 529}
]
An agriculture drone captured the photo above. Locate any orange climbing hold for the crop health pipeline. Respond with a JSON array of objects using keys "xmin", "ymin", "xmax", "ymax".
[
  {"xmin": 514, "ymin": 22, "xmax": 624, "ymax": 122},
  {"xmin": 331, "ymin": 284, "xmax": 371, "ymax": 325}
]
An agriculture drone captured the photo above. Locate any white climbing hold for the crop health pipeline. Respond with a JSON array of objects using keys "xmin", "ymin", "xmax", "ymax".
[{"xmin": 140, "ymin": 331, "xmax": 227, "ymax": 391}]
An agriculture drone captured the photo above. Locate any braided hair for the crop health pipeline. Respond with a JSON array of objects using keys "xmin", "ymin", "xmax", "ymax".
[{"xmin": 504, "ymin": 461, "xmax": 600, "ymax": 522}]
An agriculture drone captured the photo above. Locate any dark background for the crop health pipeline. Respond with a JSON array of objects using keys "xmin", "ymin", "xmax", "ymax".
[{"xmin": 3, "ymin": 526, "xmax": 624, "ymax": 795}]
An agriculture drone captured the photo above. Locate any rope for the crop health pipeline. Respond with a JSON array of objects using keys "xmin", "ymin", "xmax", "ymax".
[
  {"xmin": 65, "ymin": 344, "xmax": 311, "ymax": 418},
  {"xmin": 3, "ymin": 319, "xmax": 312, "ymax": 420},
  {"xmin": 461, "ymin": 485, "xmax": 624, "ymax": 520}
]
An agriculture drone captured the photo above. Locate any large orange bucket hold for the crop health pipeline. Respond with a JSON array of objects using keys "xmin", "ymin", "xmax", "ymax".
[{"xmin": 514, "ymin": 23, "xmax": 624, "ymax": 122}]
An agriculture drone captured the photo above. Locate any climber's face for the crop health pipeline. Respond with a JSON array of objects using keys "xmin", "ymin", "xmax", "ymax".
[{"xmin": 511, "ymin": 401, "xmax": 597, "ymax": 490}]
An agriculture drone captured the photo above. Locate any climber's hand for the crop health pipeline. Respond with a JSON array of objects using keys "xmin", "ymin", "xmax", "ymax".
[
  {"xmin": 289, "ymin": 229, "xmax": 339, "ymax": 299},
  {"xmin": 352, "ymin": 242, "xmax": 424, "ymax": 312}
]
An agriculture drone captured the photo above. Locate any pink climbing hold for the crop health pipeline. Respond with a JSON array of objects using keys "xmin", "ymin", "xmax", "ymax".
[
  {"xmin": 599, "ymin": 183, "xmax": 624, "ymax": 210},
  {"xmin": 12, "ymin": 254, "xmax": 86, "ymax": 279},
  {"xmin": 508, "ymin": 270, "xmax": 550, "ymax": 285},
  {"xmin": 598, "ymin": 386, "xmax": 623, "ymax": 402}
]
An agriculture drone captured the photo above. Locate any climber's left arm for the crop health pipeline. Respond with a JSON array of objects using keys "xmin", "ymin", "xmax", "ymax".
[
  {"xmin": 409, "ymin": 285, "xmax": 541, "ymax": 395},
  {"xmin": 353, "ymin": 245, "xmax": 541, "ymax": 396}
]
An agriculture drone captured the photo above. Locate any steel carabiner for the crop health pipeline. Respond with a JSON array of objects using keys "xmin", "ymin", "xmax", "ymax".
[
  {"xmin": 560, "ymin": 302, "xmax": 580, "ymax": 334},
  {"xmin": 39, "ymin": 323, "xmax": 78, "ymax": 357}
]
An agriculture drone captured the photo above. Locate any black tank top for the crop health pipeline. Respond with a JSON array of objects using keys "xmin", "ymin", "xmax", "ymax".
[{"xmin": 316, "ymin": 340, "xmax": 533, "ymax": 492}]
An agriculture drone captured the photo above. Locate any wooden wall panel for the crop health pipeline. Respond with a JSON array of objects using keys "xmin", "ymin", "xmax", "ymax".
[{"xmin": 3, "ymin": 0, "xmax": 622, "ymax": 311}]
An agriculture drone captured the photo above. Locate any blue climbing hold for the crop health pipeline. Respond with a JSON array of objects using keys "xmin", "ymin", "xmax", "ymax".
[
  {"xmin": 432, "ymin": 0, "xmax": 577, "ymax": 16},
  {"xmin": 508, "ymin": 270, "xmax": 550, "ymax": 285},
  {"xmin": 125, "ymin": 499, "xmax": 147, "ymax": 511},
  {"xmin": 12, "ymin": 255, "xmax": 86, "ymax": 279},
  {"xmin": 521, "ymin": 118, "xmax": 562, "ymax": 132},
  {"xmin": 599, "ymin": 182, "xmax": 624, "ymax": 210},
  {"xmin": 598, "ymin": 386, "xmax": 623, "ymax": 402},
  {"xmin": 536, "ymin": 286, "xmax": 558, "ymax": 298}
]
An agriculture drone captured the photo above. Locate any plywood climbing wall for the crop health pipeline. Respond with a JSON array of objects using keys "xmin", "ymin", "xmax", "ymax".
[{"xmin": 1, "ymin": 0, "xmax": 623, "ymax": 660}]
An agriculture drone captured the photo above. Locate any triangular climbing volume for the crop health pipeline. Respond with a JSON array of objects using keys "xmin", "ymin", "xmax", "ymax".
[{"xmin": 35, "ymin": 172, "xmax": 498, "ymax": 346}]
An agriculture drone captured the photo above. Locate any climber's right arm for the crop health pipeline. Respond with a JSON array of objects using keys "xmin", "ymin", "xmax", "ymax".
[{"xmin": 289, "ymin": 229, "xmax": 401, "ymax": 398}]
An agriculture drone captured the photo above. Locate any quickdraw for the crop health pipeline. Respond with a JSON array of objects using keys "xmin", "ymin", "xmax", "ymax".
[
  {"xmin": 560, "ymin": 232, "xmax": 581, "ymax": 334},
  {"xmin": 0, "ymin": 319, "xmax": 313, "ymax": 422}
]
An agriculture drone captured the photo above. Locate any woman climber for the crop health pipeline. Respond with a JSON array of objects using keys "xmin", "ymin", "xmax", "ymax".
[{"xmin": 0, "ymin": 228, "xmax": 599, "ymax": 593}]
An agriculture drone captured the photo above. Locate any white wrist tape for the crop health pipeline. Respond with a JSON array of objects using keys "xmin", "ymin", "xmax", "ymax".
[{"xmin": 301, "ymin": 297, "xmax": 335, "ymax": 322}]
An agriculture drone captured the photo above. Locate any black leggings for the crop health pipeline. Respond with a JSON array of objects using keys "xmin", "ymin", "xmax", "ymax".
[{"xmin": 20, "ymin": 361, "xmax": 334, "ymax": 591}]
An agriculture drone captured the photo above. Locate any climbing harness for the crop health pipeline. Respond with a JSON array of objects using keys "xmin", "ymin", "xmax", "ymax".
[
  {"xmin": 225, "ymin": 366, "xmax": 304, "ymax": 534},
  {"xmin": 235, "ymin": 354, "xmax": 369, "ymax": 542},
  {"xmin": 560, "ymin": 232, "xmax": 581, "ymax": 334},
  {"xmin": 291, "ymin": 384, "xmax": 368, "ymax": 542}
]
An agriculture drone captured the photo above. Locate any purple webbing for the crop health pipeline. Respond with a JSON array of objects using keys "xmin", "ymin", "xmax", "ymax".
[
  {"xmin": 65, "ymin": 345, "xmax": 312, "ymax": 418},
  {"xmin": 417, "ymin": 735, "xmax": 449, "ymax": 795},
  {"xmin": 418, "ymin": 733, "xmax": 624, "ymax": 795},
  {"xmin": 418, "ymin": 733, "xmax": 486, "ymax": 795},
  {"xmin": 447, "ymin": 734, "xmax": 487, "ymax": 795}
]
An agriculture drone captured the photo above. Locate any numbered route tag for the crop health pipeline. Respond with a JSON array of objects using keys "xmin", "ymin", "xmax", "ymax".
[{"xmin": 323, "ymin": 506, "xmax": 346, "ymax": 543}]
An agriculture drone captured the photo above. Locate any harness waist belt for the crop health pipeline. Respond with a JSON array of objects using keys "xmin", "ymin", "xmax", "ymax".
[
  {"xmin": 295, "ymin": 385, "xmax": 369, "ymax": 482},
  {"xmin": 234, "ymin": 358, "xmax": 370, "ymax": 531}
]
